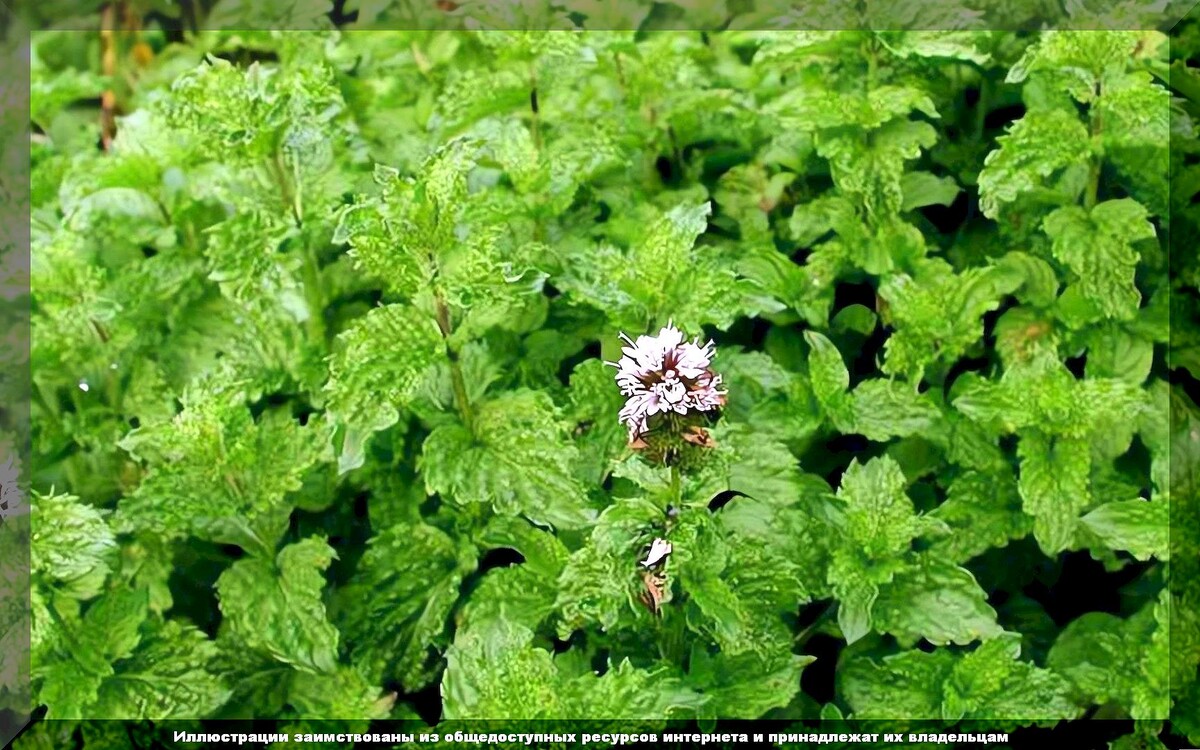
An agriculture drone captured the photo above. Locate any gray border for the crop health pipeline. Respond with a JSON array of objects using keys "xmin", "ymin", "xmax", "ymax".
[
  {"xmin": 2, "ymin": 0, "xmax": 1196, "ymax": 744},
  {"xmin": 0, "ymin": 3, "xmax": 31, "ymax": 749},
  {"xmin": 6, "ymin": 0, "xmax": 1199, "ymax": 32}
]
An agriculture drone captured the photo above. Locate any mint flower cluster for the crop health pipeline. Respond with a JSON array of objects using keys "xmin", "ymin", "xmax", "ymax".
[{"xmin": 608, "ymin": 323, "xmax": 725, "ymax": 463}]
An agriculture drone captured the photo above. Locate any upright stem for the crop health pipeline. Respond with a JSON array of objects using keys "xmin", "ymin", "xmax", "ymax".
[
  {"xmin": 433, "ymin": 289, "xmax": 474, "ymax": 433},
  {"xmin": 864, "ymin": 34, "xmax": 878, "ymax": 90},
  {"xmin": 613, "ymin": 51, "xmax": 627, "ymax": 89},
  {"xmin": 271, "ymin": 150, "xmax": 302, "ymax": 227},
  {"xmin": 795, "ymin": 602, "xmax": 837, "ymax": 646},
  {"xmin": 526, "ymin": 62, "xmax": 549, "ymax": 245},
  {"xmin": 669, "ymin": 464, "xmax": 682, "ymax": 507},
  {"xmin": 269, "ymin": 149, "xmax": 323, "ymax": 341},
  {"xmin": 1084, "ymin": 160, "xmax": 1101, "ymax": 211},
  {"xmin": 1085, "ymin": 82, "xmax": 1104, "ymax": 211},
  {"xmin": 529, "ymin": 62, "xmax": 543, "ymax": 153},
  {"xmin": 667, "ymin": 125, "xmax": 682, "ymax": 175},
  {"xmin": 182, "ymin": 0, "xmax": 200, "ymax": 37},
  {"xmin": 973, "ymin": 76, "xmax": 991, "ymax": 142},
  {"xmin": 99, "ymin": 3, "xmax": 119, "ymax": 151}
]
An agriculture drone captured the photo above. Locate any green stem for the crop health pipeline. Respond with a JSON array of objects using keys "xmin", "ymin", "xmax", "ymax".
[
  {"xmin": 300, "ymin": 246, "xmax": 325, "ymax": 344},
  {"xmin": 794, "ymin": 602, "xmax": 837, "ymax": 646},
  {"xmin": 433, "ymin": 289, "xmax": 474, "ymax": 433},
  {"xmin": 864, "ymin": 34, "xmax": 878, "ymax": 90},
  {"xmin": 529, "ymin": 62, "xmax": 542, "ymax": 153},
  {"xmin": 527, "ymin": 63, "xmax": 548, "ymax": 245},
  {"xmin": 669, "ymin": 463, "xmax": 682, "ymax": 507},
  {"xmin": 1084, "ymin": 159, "xmax": 1101, "ymax": 211},
  {"xmin": 270, "ymin": 150, "xmax": 302, "ymax": 228},
  {"xmin": 973, "ymin": 76, "xmax": 991, "ymax": 142},
  {"xmin": 1085, "ymin": 81, "xmax": 1104, "ymax": 211},
  {"xmin": 290, "ymin": 152, "xmax": 304, "ymax": 224},
  {"xmin": 32, "ymin": 379, "xmax": 57, "ymax": 419},
  {"xmin": 268, "ymin": 149, "xmax": 323, "ymax": 341}
]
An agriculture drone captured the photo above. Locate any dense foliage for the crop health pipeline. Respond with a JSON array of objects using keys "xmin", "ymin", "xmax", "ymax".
[{"xmin": 16, "ymin": 10, "xmax": 1200, "ymax": 749}]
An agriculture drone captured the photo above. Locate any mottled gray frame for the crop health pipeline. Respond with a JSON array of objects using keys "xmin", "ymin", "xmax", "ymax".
[
  {"xmin": 0, "ymin": 0, "xmax": 1194, "ymax": 744},
  {"xmin": 0, "ymin": 1, "xmax": 30, "ymax": 748}
]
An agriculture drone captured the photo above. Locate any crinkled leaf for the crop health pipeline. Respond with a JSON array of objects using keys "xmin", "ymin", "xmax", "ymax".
[
  {"xmin": 977, "ymin": 109, "xmax": 1092, "ymax": 219},
  {"xmin": 216, "ymin": 537, "xmax": 340, "ymax": 675},
  {"xmin": 873, "ymin": 556, "xmax": 1003, "ymax": 647},
  {"xmin": 325, "ymin": 304, "xmax": 444, "ymax": 474},
  {"xmin": 1080, "ymin": 499, "xmax": 1167, "ymax": 562},
  {"xmin": 335, "ymin": 522, "xmax": 475, "ymax": 691},
  {"xmin": 1018, "ymin": 433, "xmax": 1091, "ymax": 556},
  {"xmin": 420, "ymin": 390, "xmax": 595, "ymax": 529},
  {"xmin": 1042, "ymin": 199, "xmax": 1155, "ymax": 322}
]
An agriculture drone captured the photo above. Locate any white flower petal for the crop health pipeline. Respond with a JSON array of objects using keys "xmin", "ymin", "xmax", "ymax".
[{"xmin": 641, "ymin": 538, "xmax": 673, "ymax": 567}]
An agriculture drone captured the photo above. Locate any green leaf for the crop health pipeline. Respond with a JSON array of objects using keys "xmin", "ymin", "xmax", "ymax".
[
  {"xmin": 336, "ymin": 522, "xmax": 475, "ymax": 691},
  {"xmin": 686, "ymin": 648, "xmax": 814, "ymax": 720},
  {"xmin": 900, "ymin": 171, "xmax": 961, "ymax": 212},
  {"xmin": 31, "ymin": 491, "xmax": 118, "ymax": 601},
  {"xmin": 39, "ymin": 660, "xmax": 105, "ymax": 721},
  {"xmin": 879, "ymin": 258, "xmax": 1022, "ymax": 381},
  {"xmin": 443, "ymin": 618, "xmax": 704, "ymax": 721},
  {"xmin": 716, "ymin": 348, "xmax": 822, "ymax": 445},
  {"xmin": 826, "ymin": 456, "xmax": 923, "ymax": 644},
  {"xmin": 689, "ymin": 423, "xmax": 806, "ymax": 506},
  {"xmin": 928, "ymin": 470, "xmax": 1033, "ymax": 564},
  {"xmin": 840, "ymin": 648, "xmax": 955, "ymax": 720},
  {"xmin": 1042, "ymin": 199, "xmax": 1155, "ymax": 322},
  {"xmin": 1018, "ymin": 433, "xmax": 1091, "ymax": 556},
  {"xmin": 804, "ymin": 330, "xmax": 853, "ymax": 429},
  {"xmin": 1108, "ymin": 726, "xmax": 1169, "ymax": 750},
  {"xmin": 673, "ymin": 509, "xmax": 803, "ymax": 657},
  {"xmin": 1133, "ymin": 587, "xmax": 1173, "ymax": 721},
  {"xmin": 556, "ymin": 202, "xmax": 752, "ymax": 331},
  {"xmin": 849, "ymin": 379, "xmax": 941, "ymax": 442},
  {"xmin": 566, "ymin": 358, "xmax": 630, "ymax": 486},
  {"xmin": 1080, "ymin": 499, "xmax": 1167, "ymax": 561},
  {"xmin": 1048, "ymin": 611, "xmax": 1142, "ymax": 709},
  {"xmin": 952, "ymin": 351, "xmax": 1148, "ymax": 441},
  {"xmin": 1008, "ymin": 31, "xmax": 1143, "ymax": 103},
  {"xmin": 994, "ymin": 252, "xmax": 1060, "ymax": 308},
  {"xmin": 942, "ymin": 635, "xmax": 1079, "ymax": 723},
  {"xmin": 835, "ymin": 456, "xmax": 921, "ymax": 559},
  {"xmin": 1097, "ymin": 72, "xmax": 1171, "ymax": 216},
  {"xmin": 92, "ymin": 619, "xmax": 229, "ymax": 720},
  {"xmin": 420, "ymin": 390, "xmax": 595, "ymax": 529},
  {"xmin": 203, "ymin": 211, "xmax": 306, "ymax": 322},
  {"xmin": 216, "ymin": 537, "xmax": 340, "ymax": 675},
  {"xmin": 288, "ymin": 665, "xmax": 395, "ymax": 720},
  {"xmin": 555, "ymin": 498, "xmax": 662, "ymax": 637},
  {"xmin": 808, "ymin": 105, "xmax": 938, "ymax": 262},
  {"xmin": 882, "ymin": 31, "xmax": 990, "ymax": 65},
  {"xmin": 570, "ymin": 659, "xmax": 709, "ymax": 725},
  {"xmin": 1047, "ymin": 591, "xmax": 1169, "ymax": 720},
  {"xmin": 1084, "ymin": 324, "xmax": 1155, "ymax": 385},
  {"xmin": 480, "ymin": 514, "xmax": 570, "ymax": 581},
  {"xmin": 458, "ymin": 565, "xmax": 558, "ymax": 634},
  {"xmin": 325, "ymin": 304, "xmax": 444, "ymax": 474},
  {"xmin": 117, "ymin": 397, "xmax": 329, "ymax": 540},
  {"xmin": 78, "ymin": 587, "xmax": 148, "ymax": 664},
  {"xmin": 835, "ymin": 579, "xmax": 880, "ymax": 646},
  {"xmin": 977, "ymin": 109, "xmax": 1092, "ymax": 219}
]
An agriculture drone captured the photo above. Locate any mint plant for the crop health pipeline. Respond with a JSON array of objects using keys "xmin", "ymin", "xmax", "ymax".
[{"xmin": 16, "ymin": 13, "xmax": 1199, "ymax": 749}]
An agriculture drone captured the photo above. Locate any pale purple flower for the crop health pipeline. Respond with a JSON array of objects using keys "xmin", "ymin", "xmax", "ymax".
[{"xmin": 607, "ymin": 323, "xmax": 726, "ymax": 442}]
